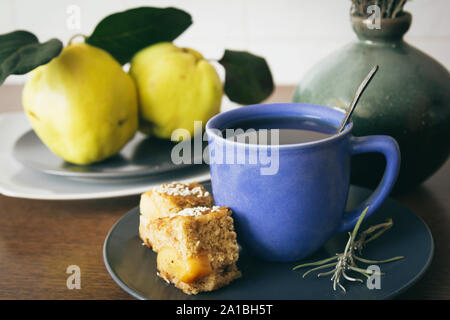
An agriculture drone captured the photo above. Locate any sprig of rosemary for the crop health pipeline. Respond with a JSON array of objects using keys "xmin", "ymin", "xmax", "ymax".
[{"xmin": 293, "ymin": 206, "xmax": 404, "ymax": 292}]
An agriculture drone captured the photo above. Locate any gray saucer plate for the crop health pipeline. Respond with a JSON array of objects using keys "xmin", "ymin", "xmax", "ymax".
[
  {"xmin": 13, "ymin": 130, "xmax": 206, "ymax": 179},
  {"xmin": 103, "ymin": 182, "xmax": 434, "ymax": 300}
]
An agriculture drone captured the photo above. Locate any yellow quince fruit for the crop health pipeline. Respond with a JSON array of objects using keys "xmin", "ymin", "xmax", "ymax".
[
  {"xmin": 129, "ymin": 42, "xmax": 223, "ymax": 139},
  {"xmin": 22, "ymin": 42, "xmax": 138, "ymax": 165}
]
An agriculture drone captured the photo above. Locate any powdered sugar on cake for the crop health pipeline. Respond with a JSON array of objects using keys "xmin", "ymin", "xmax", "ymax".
[
  {"xmin": 169, "ymin": 206, "xmax": 221, "ymax": 218},
  {"xmin": 153, "ymin": 183, "xmax": 210, "ymax": 197}
]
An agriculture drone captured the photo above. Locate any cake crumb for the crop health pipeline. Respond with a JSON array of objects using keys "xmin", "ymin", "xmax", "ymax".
[{"xmin": 153, "ymin": 182, "xmax": 209, "ymax": 198}]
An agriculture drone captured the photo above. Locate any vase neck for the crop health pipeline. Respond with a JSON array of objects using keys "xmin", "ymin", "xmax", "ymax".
[{"xmin": 351, "ymin": 12, "xmax": 411, "ymax": 43}]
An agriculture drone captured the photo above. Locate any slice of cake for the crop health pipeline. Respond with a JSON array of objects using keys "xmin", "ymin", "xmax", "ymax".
[
  {"xmin": 139, "ymin": 182, "xmax": 213, "ymax": 247},
  {"xmin": 146, "ymin": 206, "xmax": 241, "ymax": 295}
]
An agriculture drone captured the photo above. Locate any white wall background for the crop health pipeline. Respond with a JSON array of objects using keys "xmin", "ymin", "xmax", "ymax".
[{"xmin": 1, "ymin": 0, "xmax": 449, "ymax": 85}]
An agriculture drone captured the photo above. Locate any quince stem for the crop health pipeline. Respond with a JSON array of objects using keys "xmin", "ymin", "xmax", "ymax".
[{"xmin": 68, "ymin": 33, "xmax": 88, "ymax": 46}]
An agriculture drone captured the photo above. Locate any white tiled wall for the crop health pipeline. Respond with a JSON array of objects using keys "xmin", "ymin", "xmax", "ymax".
[{"xmin": 1, "ymin": 0, "xmax": 449, "ymax": 85}]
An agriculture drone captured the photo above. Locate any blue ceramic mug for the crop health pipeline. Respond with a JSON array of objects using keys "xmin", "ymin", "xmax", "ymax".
[{"xmin": 206, "ymin": 103, "xmax": 400, "ymax": 262}]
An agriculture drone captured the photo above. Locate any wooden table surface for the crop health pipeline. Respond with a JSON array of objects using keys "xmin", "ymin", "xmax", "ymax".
[{"xmin": 0, "ymin": 85, "xmax": 448, "ymax": 300}]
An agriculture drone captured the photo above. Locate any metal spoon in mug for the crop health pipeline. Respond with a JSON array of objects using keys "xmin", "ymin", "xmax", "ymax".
[{"xmin": 337, "ymin": 65, "xmax": 379, "ymax": 133}]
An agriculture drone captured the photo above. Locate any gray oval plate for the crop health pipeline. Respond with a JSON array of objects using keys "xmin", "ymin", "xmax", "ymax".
[
  {"xmin": 13, "ymin": 130, "xmax": 205, "ymax": 179},
  {"xmin": 104, "ymin": 182, "xmax": 434, "ymax": 300}
]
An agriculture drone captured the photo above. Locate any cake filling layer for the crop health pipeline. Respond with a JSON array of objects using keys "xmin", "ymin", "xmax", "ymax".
[{"xmin": 157, "ymin": 247, "xmax": 212, "ymax": 283}]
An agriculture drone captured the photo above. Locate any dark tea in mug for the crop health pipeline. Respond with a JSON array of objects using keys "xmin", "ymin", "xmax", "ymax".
[{"xmin": 224, "ymin": 116, "xmax": 336, "ymax": 145}]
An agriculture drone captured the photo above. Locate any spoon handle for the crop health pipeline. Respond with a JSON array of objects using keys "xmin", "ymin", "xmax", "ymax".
[{"xmin": 337, "ymin": 65, "xmax": 379, "ymax": 133}]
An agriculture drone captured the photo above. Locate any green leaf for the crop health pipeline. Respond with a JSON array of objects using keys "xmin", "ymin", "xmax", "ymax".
[
  {"xmin": 219, "ymin": 50, "xmax": 274, "ymax": 105},
  {"xmin": 86, "ymin": 7, "xmax": 192, "ymax": 64},
  {"xmin": 0, "ymin": 30, "xmax": 63, "ymax": 85}
]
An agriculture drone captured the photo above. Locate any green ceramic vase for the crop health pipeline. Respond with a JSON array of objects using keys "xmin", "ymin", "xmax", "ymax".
[{"xmin": 293, "ymin": 12, "xmax": 450, "ymax": 193}]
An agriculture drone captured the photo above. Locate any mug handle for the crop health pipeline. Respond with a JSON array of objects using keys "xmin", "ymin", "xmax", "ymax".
[{"xmin": 337, "ymin": 135, "xmax": 401, "ymax": 233}]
